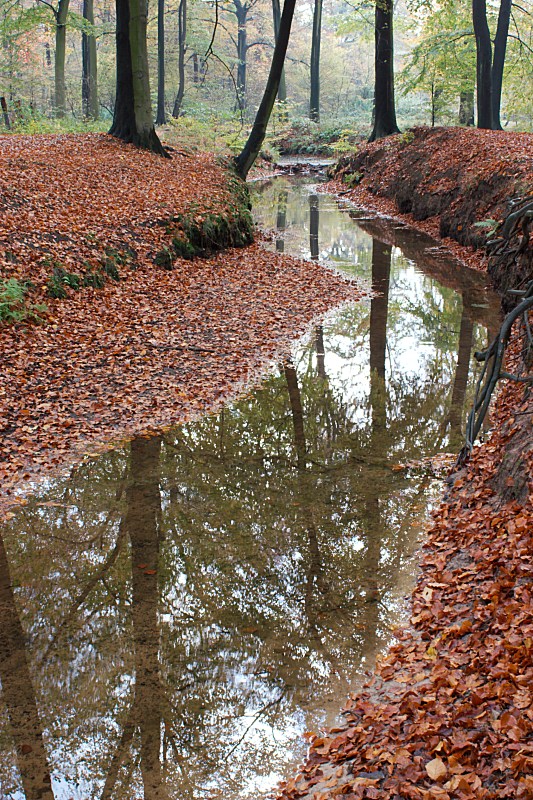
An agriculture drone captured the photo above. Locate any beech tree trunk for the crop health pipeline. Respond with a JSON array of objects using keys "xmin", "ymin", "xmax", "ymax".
[
  {"xmin": 110, "ymin": 0, "xmax": 168, "ymax": 156},
  {"xmin": 459, "ymin": 90, "xmax": 475, "ymax": 125},
  {"xmin": 492, "ymin": 0, "xmax": 512, "ymax": 130},
  {"xmin": 155, "ymin": 0, "xmax": 165, "ymax": 124},
  {"xmin": 235, "ymin": 0, "xmax": 248, "ymax": 110},
  {"xmin": 368, "ymin": 0, "xmax": 399, "ymax": 141},
  {"xmin": 473, "ymin": 0, "xmax": 493, "ymax": 129},
  {"xmin": 234, "ymin": 0, "xmax": 296, "ymax": 178},
  {"xmin": 54, "ymin": 0, "xmax": 70, "ymax": 117},
  {"xmin": 309, "ymin": 0, "xmax": 322, "ymax": 121},
  {"xmin": 172, "ymin": 0, "xmax": 187, "ymax": 118},
  {"xmin": 271, "ymin": 0, "xmax": 286, "ymax": 103},
  {"xmin": 82, "ymin": 0, "xmax": 98, "ymax": 119}
]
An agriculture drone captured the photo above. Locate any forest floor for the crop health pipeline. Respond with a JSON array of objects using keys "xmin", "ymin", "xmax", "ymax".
[
  {"xmin": 0, "ymin": 133, "xmax": 360, "ymax": 516},
  {"xmin": 275, "ymin": 129, "xmax": 533, "ymax": 800}
]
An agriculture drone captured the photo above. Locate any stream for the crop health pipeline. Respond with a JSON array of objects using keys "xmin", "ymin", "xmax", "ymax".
[{"xmin": 0, "ymin": 176, "xmax": 500, "ymax": 800}]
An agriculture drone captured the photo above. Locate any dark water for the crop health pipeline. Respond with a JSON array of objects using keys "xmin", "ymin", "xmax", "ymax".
[{"xmin": 0, "ymin": 177, "xmax": 500, "ymax": 800}]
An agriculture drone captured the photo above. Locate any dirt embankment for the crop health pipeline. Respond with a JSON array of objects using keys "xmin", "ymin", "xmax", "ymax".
[{"xmin": 330, "ymin": 128, "xmax": 533, "ymax": 300}]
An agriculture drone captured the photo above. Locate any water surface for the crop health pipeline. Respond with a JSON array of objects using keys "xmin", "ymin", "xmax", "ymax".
[{"xmin": 0, "ymin": 177, "xmax": 500, "ymax": 800}]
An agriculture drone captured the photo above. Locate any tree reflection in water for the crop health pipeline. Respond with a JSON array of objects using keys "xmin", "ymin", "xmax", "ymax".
[{"xmin": 0, "ymin": 177, "xmax": 500, "ymax": 800}]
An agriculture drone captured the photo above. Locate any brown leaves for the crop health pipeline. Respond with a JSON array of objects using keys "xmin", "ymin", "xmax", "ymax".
[{"xmin": 0, "ymin": 135, "xmax": 361, "ymax": 516}]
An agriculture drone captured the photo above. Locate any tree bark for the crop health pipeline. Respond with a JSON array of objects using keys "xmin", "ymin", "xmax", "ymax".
[
  {"xmin": 271, "ymin": 0, "xmax": 286, "ymax": 103},
  {"xmin": 54, "ymin": 0, "xmax": 70, "ymax": 117},
  {"xmin": 82, "ymin": 0, "xmax": 99, "ymax": 119},
  {"xmin": 110, "ymin": 0, "xmax": 168, "ymax": 155},
  {"xmin": 172, "ymin": 0, "xmax": 187, "ymax": 118},
  {"xmin": 368, "ymin": 0, "xmax": 399, "ymax": 141},
  {"xmin": 235, "ymin": 0, "xmax": 248, "ymax": 110},
  {"xmin": 473, "ymin": 0, "xmax": 493, "ymax": 129},
  {"xmin": 492, "ymin": 0, "xmax": 511, "ymax": 130},
  {"xmin": 156, "ymin": 0, "xmax": 166, "ymax": 124},
  {"xmin": 234, "ymin": 0, "xmax": 297, "ymax": 178},
  {"xmin": 309, "ymin": 0, "xmax": 322, "ymax": 122},
  {"xmin": 459, "ymin": 90, "xmax": 475, "ymax": 125}
]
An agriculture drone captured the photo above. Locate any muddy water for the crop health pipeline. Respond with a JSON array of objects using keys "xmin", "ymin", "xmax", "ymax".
[{"xmin": 0, "ymin": 177, "xmax": 500, "ymax": 800}]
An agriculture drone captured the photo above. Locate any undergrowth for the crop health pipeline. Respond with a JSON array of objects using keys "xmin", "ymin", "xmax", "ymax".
[{"xmin": 0, "ymin": 278, "xmax": 47, "ymax": 324}]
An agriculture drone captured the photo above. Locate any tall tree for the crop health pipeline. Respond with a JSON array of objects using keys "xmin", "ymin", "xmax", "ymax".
[
  {"xmin": 156, "ymin": 0, "xmax": 166, "ymax": 124},
  {"xmin": 369, "ymin": 0, "xmax": 400, "ymax": 141},
  {"xmin": 309, "ymin": 0, "xmax": 322, "ymax": 121},
  {"xmin": 472, "ymin": 0, "xmax": 493, "ymax": 128},
  {"xmin": 82, "ymin": 0, "xmax": 98, "ymax": 119},
  {"xmin": 109, "ymin": 0, "xmax": 168, "ymax": 155},
  {"xmin": 234, "ymin": 0, "xmax": 297, "ymax": 178},
  {"xmin": 37, "ymin": 0, "xmax": 70, "ymax": 116},
  {"xmin": 172, "ymin": 0, "xmax": 187, "ymax": 117},
  {"xmin": 492, "ymin": 0, "xmax": 512, "ymax": 129},
  {"xmin": 271, "ymin": 0, "xmax": 286, "ymax": 103}
]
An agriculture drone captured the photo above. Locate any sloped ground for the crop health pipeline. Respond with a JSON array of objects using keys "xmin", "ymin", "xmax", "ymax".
[
  {"xmin": 329, "ymin": 128, "xmax": 533, "ymax": 280},
  {"xmin": 0, "ymin": 134, "xmax": 360, "ymax": 516}
]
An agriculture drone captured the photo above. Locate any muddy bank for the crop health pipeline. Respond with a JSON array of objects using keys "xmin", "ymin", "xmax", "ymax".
[{"xmin": 330, "ymin": 128, "xmax": 533, "ymax": 301}]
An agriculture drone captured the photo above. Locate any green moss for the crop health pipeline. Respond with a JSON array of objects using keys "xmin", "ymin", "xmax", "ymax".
[{"xmin": 157, "ymin": 173, "xmax": 254, "ymax": 266}]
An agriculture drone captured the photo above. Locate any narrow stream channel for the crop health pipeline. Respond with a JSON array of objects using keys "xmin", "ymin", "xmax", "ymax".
[{"xmin": 0, "ymin": 176, "xmax": 500, "ymax": 800}]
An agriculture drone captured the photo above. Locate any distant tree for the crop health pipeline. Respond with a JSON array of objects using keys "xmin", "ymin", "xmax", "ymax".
[
  {"xmin": 235, "ymin": 0, "xmax": 296, "ymax": 178},
  {"xmin": 156, "ymin": 0, "xmax": 166, "ymax": 124},
  {"xmin": 310, "ymin": 0, "xmax": 322, "ymax": 121},
  {"xmin": 36, "ymin": 0, "xmax": 70, "ymax": 117},
  {"xmin": 172, "ymin": 0, "xmax": 187, "ymax": 117},
  {"xmin": 272, "ymin": 0, "xmax": 287, "ymax": 103},
  {"xmin": 369, "ymin": 0, "xmax": 400, "ymax": 141},
  {"xmin": 82, "ymin": 0, "xmax": 98, "ymax": 119},
  {"xmin": 109, "ymin": 0, "xmax": 168, "ymax": 155}
]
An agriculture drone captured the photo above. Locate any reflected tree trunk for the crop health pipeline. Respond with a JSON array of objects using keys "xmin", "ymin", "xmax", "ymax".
[
  {"xmin": 127, "ymin": 436, "xmax": 167, "ymax": 800},
  {"xmin": 369, "ymin": 239, "xmax": 391, "ymax": 432},
  {"xmin": 309, "ymin": 193, "xmax": 319, "ymax": 260},
  {"xmin": 448, "ymin": 297, "xmax": 474, "ymax": 449},
  {"xmin": 276, "ymin": 189, "xmax": 288, "ymax": 252},
  {"xmin": 109, "ymin": 436, "xmax": 169, "ymax": 800},
  {"xmin": 283, "ymin": 362, "xmax": 306, "ymax": 469},
  {"xmin": 0, "ymin": 533, "xmax": 54, "ymax": 800},
  {"xmin": 361, "ymin": 239, "xmax": 392, "ymax": 656},
  {"xmin": 315, "ymin": 325, "xmax": 326, "ymax": 379}
]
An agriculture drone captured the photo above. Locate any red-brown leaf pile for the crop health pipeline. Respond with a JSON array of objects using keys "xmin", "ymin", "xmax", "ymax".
[
  {"xmin": 0, "ymin": 134, "xmax": 361, "ymax": 515},
  {"xmin": 326, "ymin": 128, "xmax": 533, "ymax": 272},
  {"xmin": 276, "ymin": 349, "xmax": 533, "ymax": 800}
]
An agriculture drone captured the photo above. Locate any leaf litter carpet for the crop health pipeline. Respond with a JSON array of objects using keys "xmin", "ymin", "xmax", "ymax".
[{"xmin": 0, "ymin": 134, "xmax": 360, "ymax": 514}]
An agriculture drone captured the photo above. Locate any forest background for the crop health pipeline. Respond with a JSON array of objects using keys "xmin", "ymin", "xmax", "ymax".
[{"xmin": 1, "ymin": 0, "xmax": 532, "ymax": 152}]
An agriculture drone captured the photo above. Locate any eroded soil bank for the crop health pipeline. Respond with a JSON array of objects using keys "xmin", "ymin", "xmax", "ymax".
[
  {"xmin": 276, "ymin": 130, "xmax": 533, "ymax": 799},
  {"xmin": 329, "ymin": 128, "xmax": 533, "ymax": 294},
  {"xmin": 0, "ymin": 134, "xmax": 359, "ymax": 514}
]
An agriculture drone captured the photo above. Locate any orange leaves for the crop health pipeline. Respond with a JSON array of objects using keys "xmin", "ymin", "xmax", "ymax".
[{"xmin": 0, "ymin": 135, "xmax": 361, "ymax": 516}]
